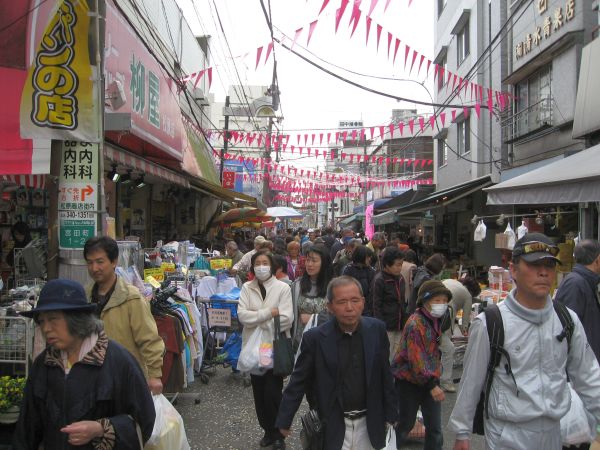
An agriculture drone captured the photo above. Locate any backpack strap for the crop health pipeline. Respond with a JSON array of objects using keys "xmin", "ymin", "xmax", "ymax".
[
  {"xmin": 482, "ymin": 304, "xmax": 503, "ymax": 420},
  {"xmin": 482, "ymin": 304, "xmax": 519, "ymax": 419},
  {"xmin": 553, "ymin": 300, "xmax": 574, "ymax": 352}
]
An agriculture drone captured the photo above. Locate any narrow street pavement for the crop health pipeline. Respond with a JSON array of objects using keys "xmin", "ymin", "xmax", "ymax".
[{"xmin": 176, "ymin": 366, "xmax": 485, "ymax": 450}]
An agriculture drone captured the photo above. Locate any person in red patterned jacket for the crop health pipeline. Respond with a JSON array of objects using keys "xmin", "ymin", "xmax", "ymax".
[{"xmin": 391, "ymin": 280, "xmax": 452, "ymax": 450}]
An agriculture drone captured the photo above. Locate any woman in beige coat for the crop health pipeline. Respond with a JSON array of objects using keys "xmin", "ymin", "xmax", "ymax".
[{"xmin": 238, "ymin": 250, "xmax": 294, "ymax": 450}]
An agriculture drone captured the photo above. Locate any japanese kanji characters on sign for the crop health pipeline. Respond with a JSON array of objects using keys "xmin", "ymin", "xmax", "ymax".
[
  {"xmin": 20, "ymin": 0, "xmax": 100, "ymax": 142},
  {"xmin": 58, "ymin": 141, "xmax": 99, "ymax": 249},
  {"xmin": 516, "ymin": 0, "xmax": 576, "ymax": 60}
]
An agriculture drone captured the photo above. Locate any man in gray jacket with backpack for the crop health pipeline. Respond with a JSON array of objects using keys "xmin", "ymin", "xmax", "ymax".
[{"xmin": 448, "ymin": 233, "xmax": 600, "ymax": 450}]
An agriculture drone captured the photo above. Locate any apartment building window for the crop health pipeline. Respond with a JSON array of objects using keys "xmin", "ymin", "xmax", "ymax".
[
  {"xmin": 437, "ymin": 139, "xmax": 448, "ymax": 167},
  {"xmin": 437, "ymin": 55, "xmax": 447, "ymax": 91},
  {"xmin": 457, "ymin": 21, "xmax": 470, "ymax": 65},
  {"xmin": 514, "ymin": 65, "xmax": 552, "ymax": 136},
  {"xmin": 457, "ymin": 117, "xmax": 470, "ymax": 154}
]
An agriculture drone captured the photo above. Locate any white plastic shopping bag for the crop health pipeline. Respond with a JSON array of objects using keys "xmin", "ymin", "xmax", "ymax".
[
  {"xmin": 237, "ymin": 326, "xmax": 267, "ymax": 374},
  {"xmin": 561, "ymin": 384, "xmax": 595, "ymax": 446},
  {"xmin": 517, "ymin": 221, "xmax": 528, "ymax": 239},
  {"xmin": 504, "ymin": 223, "xmax": 516, "ymax": 250},
  {"xmin": 145, "ymin": 394, "xmax": 190, "ymax": 450},
  {"xmin": 474, "ymin": 220, "xmax": 487, "ymax": 242},
  {"xmin": 384, "ymin": 424, "xmax": 396, "ymax": 450}
]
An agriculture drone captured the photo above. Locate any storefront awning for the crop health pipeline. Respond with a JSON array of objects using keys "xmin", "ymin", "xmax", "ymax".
[
  {"xmin": 1, "ymin": 174, "xmax": 46, "ymax": 189},
  {"xmin": 104, "ymin": 145, "xmax": 189, "ymax": 188},
  {"xmin": 396, "ymin": 176, "xmax": 493, "ymax": 216},
  {"xmin": 339, "ymin": 213, "xmax": 364, "ymax": 225},
  {"xmin": 375, "ymin": 186, "xmax": 436, "ymax": 212},
  {"xmin": 485, "ymin": 145, "xmax": 600, "ymax": 205},
  {"xmin": 373, "ymin": 210, "xmax": 396, "ymax": 226},
  {"xmin": 191, "ymin": 179, "xmax": 258, "ymax": 207}
]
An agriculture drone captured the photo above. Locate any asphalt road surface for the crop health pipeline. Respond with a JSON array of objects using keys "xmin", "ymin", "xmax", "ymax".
[{"xmin": 175, "ymin": 366, "xmax": 485, "ymax": 450}]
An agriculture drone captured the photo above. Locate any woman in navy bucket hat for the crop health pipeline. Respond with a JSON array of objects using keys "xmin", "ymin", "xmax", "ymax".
[{"xmin": 14, "ymin": 279, "xmax": 155, "ymax": 449}]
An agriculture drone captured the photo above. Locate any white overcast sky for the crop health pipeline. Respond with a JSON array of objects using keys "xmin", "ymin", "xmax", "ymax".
[{"xmin": 176, "ymin": 0, "xmax": 434, "ymax": 169}]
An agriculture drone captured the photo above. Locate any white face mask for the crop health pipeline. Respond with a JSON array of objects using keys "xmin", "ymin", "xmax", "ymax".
[
  {"xmin": 254, "ymin": 266, "xmax": 272, "ymax": 281},
  {"xmin": 429, "ymin": 303, "xmax": 448, "ymax": 318}
]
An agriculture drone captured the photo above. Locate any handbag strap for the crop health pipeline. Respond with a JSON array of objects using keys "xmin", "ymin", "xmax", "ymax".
[{"xmin": 274, "ymin": 314, "xmax": 282, "ymax": 340}]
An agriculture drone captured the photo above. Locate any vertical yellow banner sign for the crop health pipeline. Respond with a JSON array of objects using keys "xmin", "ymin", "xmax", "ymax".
[{"xmin": 20, "ymin": 0, "xmax": 99, "ymax": 142}]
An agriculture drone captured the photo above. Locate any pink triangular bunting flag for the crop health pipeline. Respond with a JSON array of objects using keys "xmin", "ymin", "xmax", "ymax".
[
  {"xmin": 393, "ymin": 38, "xmax": 401, "ymax": 64},
  {"xmin": 307, "ymin": 20, "xmax": 319, "ymax": 46},
  {"xmin": 376, "ymin": 24, "xmax": 383, "ymax": 51},
  {"xmin": 319, "ymin": 0, "xmax": 331, "ymax": 15},
  {"xmin": 368, "ymin": 0, "xmax": 380, "ymax": 15},
  {"xmin": 255, "ymin": 46, "xmax": 263, "ymax": 70}
]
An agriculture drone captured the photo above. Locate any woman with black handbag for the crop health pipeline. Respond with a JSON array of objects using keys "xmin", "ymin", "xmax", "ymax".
[{"xmin": 238, "ymin": 251, "xmax": 294, "ymax": 450}]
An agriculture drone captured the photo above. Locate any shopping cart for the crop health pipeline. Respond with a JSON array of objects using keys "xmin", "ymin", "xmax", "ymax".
[
  {"xmin": 196, "ymin": 296, "xmax": 240, "ymax": 384},
  {"xmin": 0, "ymin": 316, "xmax": 35, "ymax": 378}
]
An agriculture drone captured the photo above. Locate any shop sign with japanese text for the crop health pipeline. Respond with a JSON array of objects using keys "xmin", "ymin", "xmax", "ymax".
[
  {"xmin": 207, "ymin": 308, "xmax": 232, "ymax": 327},
  {"xmin": 20, "ymin": 0, "xmax": 100, "ymax": 142},
  {"xmin": 514, "ymin": 0, "xmax": 578, "ymax": 66},
  {"xmin": 222, "ymin": 171, "xmax": 236, "ymax": 189},
  {"xmin": 58, "ymin": 141, "xmax": 99, "ymax": 249},
  {"xmin": 104, "ymin": 0, "xmax": 183, "ymax": 161}
]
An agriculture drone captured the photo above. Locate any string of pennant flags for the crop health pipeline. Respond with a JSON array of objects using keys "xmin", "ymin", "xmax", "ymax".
[
  {"xmin": 222, "ymin": 151, "xmax": 433, "ymax": 170},
  {"xmin": 181, "ymin": 0, "xmax": 510, "ymax": 113},
  {"xmin": 208, "ymin": 108, "xmax": 484, "ymax": 159},
  {"xmin": 220, "ymin": 152, "xmax": 432, "ymax": 182}
]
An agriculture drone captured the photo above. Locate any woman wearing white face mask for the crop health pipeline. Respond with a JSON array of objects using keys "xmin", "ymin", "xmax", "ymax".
[
  {"xmin": 391, "ymin": 280, "xmax": 452, "ymax": 450},
  {"xmin": 238, "ymin": 250, "xmax": 294, "ymax": 450}
]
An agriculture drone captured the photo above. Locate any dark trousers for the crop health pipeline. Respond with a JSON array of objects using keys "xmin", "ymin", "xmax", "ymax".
[
  {"xmin": 250, "ymin": 370, "xmax": 284, "ymax": 440},
  {"xmin": 395, "ymin": 379, "xmax": 442, "ymax": 450}
]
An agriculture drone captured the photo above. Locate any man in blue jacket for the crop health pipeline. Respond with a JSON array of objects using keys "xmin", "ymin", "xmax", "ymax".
[
  {"xmin": 276, "ymin": 276, "xmax": 397, "ymax": 449},
  {"xmin": 555, "ymin": 239, "xmax": 600, "ymax": 362}
]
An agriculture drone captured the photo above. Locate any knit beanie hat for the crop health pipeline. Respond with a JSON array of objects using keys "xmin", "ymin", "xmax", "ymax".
[{"xmin": 417, "ymin": 280, "xmax": 452, "ymax": 306}]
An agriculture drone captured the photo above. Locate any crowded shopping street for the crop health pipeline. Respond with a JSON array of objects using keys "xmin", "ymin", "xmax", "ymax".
[{"xmin": 1, "ymin": 0, "xmax": 600, "ymax": 449}]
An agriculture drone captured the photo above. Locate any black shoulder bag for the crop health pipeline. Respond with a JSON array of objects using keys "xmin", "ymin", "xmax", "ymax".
[{"xmin": 273, "ymin": 315, "xmax": 295, "ymax": 377}]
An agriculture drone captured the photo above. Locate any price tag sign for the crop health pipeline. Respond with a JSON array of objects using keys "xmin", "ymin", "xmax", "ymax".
[
  {"xmin": 146, "ymin": 276, "xmax": 161, "ymax": 289},
  {"xmin": 161, "ymin": 262, "xmax": 176, "ymax": 273},
  {"xmin": 144, "ymin": 267, "xmax": 164, "ymax": 282},
  {"xmin": 207, "ymin": 308, "xmax": 231, "ymax": 327}
]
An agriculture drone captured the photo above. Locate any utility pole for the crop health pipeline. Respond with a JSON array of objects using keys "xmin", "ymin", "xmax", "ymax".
[
  {"xmin": 363, "ymin": 138, "xmax": 368, "ymax": 217},
  {"xmin": 220, "ymin": 95, "xmax": 230, "ymax": 183},
  {"xmin": 262, "ymin": 61, "xmax": 279, "ymax": 206}
]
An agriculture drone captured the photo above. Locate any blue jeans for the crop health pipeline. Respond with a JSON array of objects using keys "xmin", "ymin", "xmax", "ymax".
[{"xmin": 395, "ymin": 379, "xmax": 443, "ymax": 450}]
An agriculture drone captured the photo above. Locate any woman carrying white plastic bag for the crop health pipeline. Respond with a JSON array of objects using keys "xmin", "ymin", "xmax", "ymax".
[
  {"xmin": 237, "ymin": 251, "xmax": 294, "ymax": 450},
  {"xmin": 145, "ymin": 394, "xmax": 190, "ymax": 450}
]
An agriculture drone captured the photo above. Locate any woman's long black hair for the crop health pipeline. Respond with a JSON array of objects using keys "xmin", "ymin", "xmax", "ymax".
[{"xmin": 300, "ymin": 244, "xmax": 333, "ymax": 298}]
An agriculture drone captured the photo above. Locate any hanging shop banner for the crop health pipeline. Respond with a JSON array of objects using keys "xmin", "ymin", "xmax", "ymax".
[
  {"xmin": 104, "ymin": 0, "xmax": 183, "ymax": 161},
  {"xmin": 222, "ymin": 171, "xmax": 236, "ymax": 189},
  {"xmin": 20, "ymin": 0, "xmax": 100, "ymax": 142},
  {"xmin": 58, "ymin": 141, "xmax": 99, "ymax": 249}
]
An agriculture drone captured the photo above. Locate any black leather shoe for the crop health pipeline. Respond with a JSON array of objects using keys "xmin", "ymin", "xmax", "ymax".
[
  {"xmin": 259, "ymin": 435, "xmax": 274, "ymax": 447},
  {"xmin": 272, "ymin": 439, "xmax": 286, "ymax": 450}
]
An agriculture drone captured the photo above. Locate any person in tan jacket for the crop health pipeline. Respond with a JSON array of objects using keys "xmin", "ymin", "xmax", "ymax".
[{"xmin": 84, "ymin": 236, "xmax": 165, "ymax": 394}]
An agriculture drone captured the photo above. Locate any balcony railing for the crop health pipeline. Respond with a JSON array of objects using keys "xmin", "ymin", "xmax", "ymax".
[{"xmin": 501, "ymin": 96, "xmax": 553, "ymax": 143}]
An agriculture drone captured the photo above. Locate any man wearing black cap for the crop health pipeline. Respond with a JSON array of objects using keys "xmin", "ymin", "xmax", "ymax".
[{"xmin": 448, "ymin": 233, "xmax": 600, "ymax": 450}]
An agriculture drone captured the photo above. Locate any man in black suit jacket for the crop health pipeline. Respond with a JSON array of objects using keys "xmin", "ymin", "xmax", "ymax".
[{"xmin": 276, "ymin": 276, "xmax": 397, "ymax": 449}]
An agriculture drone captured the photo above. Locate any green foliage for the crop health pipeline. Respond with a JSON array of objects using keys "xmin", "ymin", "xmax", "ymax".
[{"xmin": 0, "ymin": 376, "xmax": 26, "ymax": 412}]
